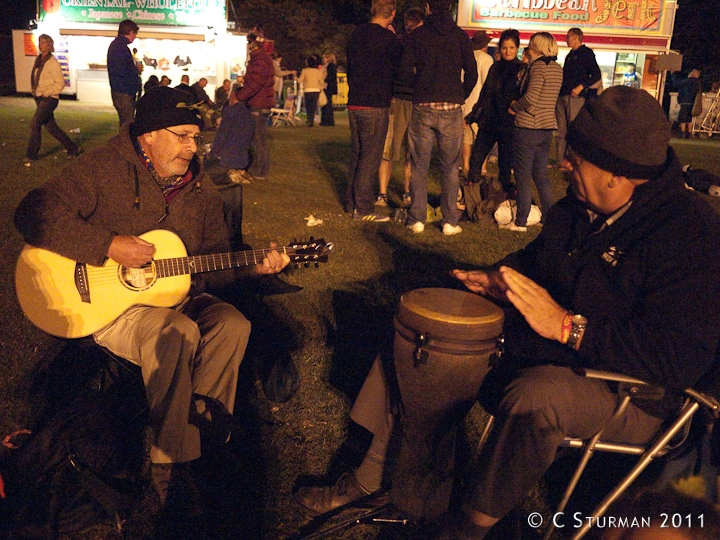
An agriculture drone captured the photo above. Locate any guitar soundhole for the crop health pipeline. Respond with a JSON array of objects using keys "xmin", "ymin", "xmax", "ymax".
[{"xmin": 118, "ymin": 262, "xmax": 157, "ymax": 291}]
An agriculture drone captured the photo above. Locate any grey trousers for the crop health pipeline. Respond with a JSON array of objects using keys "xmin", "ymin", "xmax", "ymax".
[
  {"xmin": 94, "ymin": 294, "xmax": 251, "ymax": 464},
  {"xmin": 468, "ymin": 364, "xmax": 664, "ymax": 518},
  {"xmin": 554, "ymin": 94, "xmax": 586, "ymax": 162}
]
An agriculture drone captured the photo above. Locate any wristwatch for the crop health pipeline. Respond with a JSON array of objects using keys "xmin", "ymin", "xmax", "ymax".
[{"xmin": 566, "ymin": 314, "xmax": 588, "ymax": 350}]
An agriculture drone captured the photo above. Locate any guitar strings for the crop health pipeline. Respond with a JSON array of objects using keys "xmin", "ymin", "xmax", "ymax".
[{"xmin": 81, "ymin": 247, "xmax": 313, "ymax": 285}]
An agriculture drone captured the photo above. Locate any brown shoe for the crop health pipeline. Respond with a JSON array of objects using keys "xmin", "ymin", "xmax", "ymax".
[{"xmin": 294, "ymin": 471, "xmax": 371, "ymax": 515}]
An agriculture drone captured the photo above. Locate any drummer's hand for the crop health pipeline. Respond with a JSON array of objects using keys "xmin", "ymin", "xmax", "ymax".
[
  {"xmin": 451, "ymin": 269, "xmax": 508, "ymax": 301},
  {"xmin": 255, "ymin": 242, "xmax": 291, "ymax": 275},
  {"xmin": 499, "ymin": 266, "xmax": 567, "ymax": 342}
]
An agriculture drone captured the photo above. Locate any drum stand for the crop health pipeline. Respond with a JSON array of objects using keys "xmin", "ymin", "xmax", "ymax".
[{"xmin": 291, "ymin": 491, "xmax": 417, "ymax": 539}]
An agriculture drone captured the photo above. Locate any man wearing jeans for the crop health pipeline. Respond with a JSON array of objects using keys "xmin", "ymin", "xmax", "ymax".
[
  {"xmin": 345, "ymin": 0, "xmax": 402, "ymax": 222},
  {"xmin": 107, "ymin": 19, "xmax": 140, "ymax": 128},
  {"xmin": 400, "ymin": 0, "xmax": 477, "ymax": 235}
]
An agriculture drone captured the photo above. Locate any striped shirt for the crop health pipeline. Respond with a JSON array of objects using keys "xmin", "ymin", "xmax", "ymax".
[{"xmin": 511, "ymin": 57, "xmax": 563, "ymax": 130}]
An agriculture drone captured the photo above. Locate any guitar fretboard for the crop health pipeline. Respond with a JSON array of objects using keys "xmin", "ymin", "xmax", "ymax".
[{"xmin": 155, "ymin": 247, "xmax": 295, "ymax": 277}]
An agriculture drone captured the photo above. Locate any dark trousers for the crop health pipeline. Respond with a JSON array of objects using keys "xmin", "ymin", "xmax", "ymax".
[
  {"xmin": 346, "ymin": 107, "xmax": 390, "ymax": 215},
  {"xmin": 248, "ymin": 109, "xmax": 270, "ymax": 178},
  {"xmin": 320, "ymin": 100, "xmax": 335, "ymax": 126},
  {"xmin": 304, "ymin": 91, "xmax": 320, "ymax": 126},
  {"xmin": 26, "ymin": 97, "xmax": 78, "ymax": 160},
  {"xmin": 111, "ymin": 91, "xmax": 136, "ymax": 128},
  {"xmin": 468, "ymin": 125, "xmax": 514, "ymax": 193},
  {"xmin": 467, "ymin": 364, "xmax": 663, "ymax": 519}
]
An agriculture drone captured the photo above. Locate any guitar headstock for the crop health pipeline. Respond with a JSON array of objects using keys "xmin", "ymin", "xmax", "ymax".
[{"xmin": 288, "ymin": 237, "xmax": 333, "ymax": 268}]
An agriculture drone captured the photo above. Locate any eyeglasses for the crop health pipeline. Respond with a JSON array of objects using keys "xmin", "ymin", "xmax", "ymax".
[{"xmin": 164, "ymin": 128, "xmax": 204, "ymax": 147}]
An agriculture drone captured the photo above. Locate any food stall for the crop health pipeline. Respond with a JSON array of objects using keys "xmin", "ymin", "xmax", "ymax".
[
  {"xmin": 456, "ymin": 0, "xmax": 679, "ymax": 100},
  {"xmin": 13, "ymin": 0, "xmax": 247, "ymax": 104}
]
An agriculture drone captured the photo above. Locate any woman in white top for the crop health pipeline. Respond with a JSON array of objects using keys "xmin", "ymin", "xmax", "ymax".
[
  {"xmin": 24, "ymin": 34, "xmax": 81, "ymax": 166},
  {"xmin": 297, "ymin": 55, "xmax": 326, "ymax": 127}
]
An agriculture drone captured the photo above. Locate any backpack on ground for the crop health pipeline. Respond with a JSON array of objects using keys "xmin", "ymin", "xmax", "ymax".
[{"xmin": 0, "ymin": 391, "xmax": 145, "ymax": 539}]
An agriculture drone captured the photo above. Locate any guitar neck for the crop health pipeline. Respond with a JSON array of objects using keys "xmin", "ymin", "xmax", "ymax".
[{"xmin": 155, "ymin": 247, "xmax": 294, "ymax": 277}]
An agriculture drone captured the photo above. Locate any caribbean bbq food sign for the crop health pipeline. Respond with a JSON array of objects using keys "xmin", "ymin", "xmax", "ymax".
[
  {"xmin": 39, "ymin": 0, "xmax": 226, "ymax": 27},
  {"xmin": 461, "ymin": 0, "xmax": 671, "ymax": 35}
]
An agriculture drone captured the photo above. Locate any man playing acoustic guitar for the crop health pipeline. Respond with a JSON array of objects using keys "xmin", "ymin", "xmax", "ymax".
[{"xmin": 14, "ymin": 86, "xmax": 290, "ymax": 516}]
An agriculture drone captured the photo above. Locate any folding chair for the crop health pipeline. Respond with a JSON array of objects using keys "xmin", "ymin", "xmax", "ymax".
[
  {"xmin": 477, "ymin": 368, "xmax": 720, "ymax": 540},
  {"xmin": 269, "ymin": 94, "xmax": 299, "ymax": 127}
]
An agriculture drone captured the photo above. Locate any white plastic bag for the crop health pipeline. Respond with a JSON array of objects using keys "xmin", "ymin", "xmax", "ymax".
[{"xmin": 493, "ymin": 199, "xmax": 542, "ymax": 226}]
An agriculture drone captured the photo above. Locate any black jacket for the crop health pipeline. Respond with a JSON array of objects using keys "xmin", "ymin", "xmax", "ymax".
[
  {"xmin": 397, "ymin": 12, "xmax": 477, "ymax": 105},
  {"xmin": 497, "ymin": 148, "xmax": 720, "ymax": 410},
  {"xmin": 560, "ymin": 44, "xmax": 601, "ymax": 97},
  {"xmin": 467, "ymin": 58, "xmax": 523, "ymax": 130}
]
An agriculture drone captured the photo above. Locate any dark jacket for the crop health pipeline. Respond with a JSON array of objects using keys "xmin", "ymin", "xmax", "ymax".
[
  {"xmin": 209, "ymin": 101, "xmax": 254, "ymax": 170},
  {"xmin": 559, "ymin": 44, "xmax": 601, "ymax": 97},
  {"xmin": 497, "ymin": 148, "xmax": 720, "ymax": 409},
  {"xmin": 107, "ymin": 35, "xmax": 140, "ymax": 96},
  {"xmin": 325, "ymin": 62, "xmax": 338, "ymax": 97},
  {"xmin": 236, "ymin": 48, "xmax": 275, "ymax": 110},
  {"xmin": 397, "ymin": 12, "xmax": 477, "ymax": 105},
  {"xmin": 677, "ymin": 76, "xmax": 700, "ymax": 105},
  {"xmin": 467, "ymin": 58, "xmax": 523, "ymax": 130},
  {"xmin": 14, "ymin": 124, "xmax": 231, "ymax": 289},
  {"xmin": 346, "ymin": 22, "xmax": 402, "ymax": 108}
]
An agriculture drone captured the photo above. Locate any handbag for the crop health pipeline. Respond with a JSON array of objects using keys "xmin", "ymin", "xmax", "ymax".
[{"xmin": 318, "ymin": 90, "xmax": 328, "ymax": 108}]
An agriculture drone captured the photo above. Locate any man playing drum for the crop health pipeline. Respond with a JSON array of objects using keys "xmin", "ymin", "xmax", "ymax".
[{"xmin": 295, "ymin": 87, "xmax": 720, "ymax": 540}]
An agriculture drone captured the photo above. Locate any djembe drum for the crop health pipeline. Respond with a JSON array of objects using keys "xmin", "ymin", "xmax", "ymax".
[{"xmin": 390, "ymin": 288, "xmax": 504, "ymax": 521}]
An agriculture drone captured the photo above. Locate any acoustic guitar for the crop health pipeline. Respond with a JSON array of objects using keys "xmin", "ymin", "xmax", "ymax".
[{"xmin": 16, "ymin": 229, "xmax": 332, "ymax": 339}]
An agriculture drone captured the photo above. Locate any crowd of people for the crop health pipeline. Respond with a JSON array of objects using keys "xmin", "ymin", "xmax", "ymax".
[{"xmin": 13, "ymin": 3, "xmax": 720, "ymax": 540}]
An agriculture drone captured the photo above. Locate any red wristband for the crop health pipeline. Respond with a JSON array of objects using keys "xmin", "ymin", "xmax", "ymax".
[{"xmin": 560, "ymin": 312, "xmax": 573, "ymax": 344}]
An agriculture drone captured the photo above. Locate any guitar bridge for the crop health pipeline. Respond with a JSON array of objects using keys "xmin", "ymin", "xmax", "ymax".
[{"xmin": 74, "ymin": 262, "xmax": 91, "ymax": 304}]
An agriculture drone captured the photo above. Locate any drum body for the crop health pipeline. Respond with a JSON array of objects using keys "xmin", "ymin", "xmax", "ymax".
[{"xmin": 390, "ymin": 288, "xmax": 503, "ymax": 521}]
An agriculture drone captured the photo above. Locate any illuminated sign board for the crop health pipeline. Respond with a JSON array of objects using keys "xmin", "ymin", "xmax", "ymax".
[
  {"xmin": 38, "ymin": 0, "xmax": 226, "ymax": 27},
  {"xmin": 459, "ymin": 0, "xmax": 673, "ymax": 36}
]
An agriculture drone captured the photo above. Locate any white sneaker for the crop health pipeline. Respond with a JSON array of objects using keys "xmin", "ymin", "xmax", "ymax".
[
  {"xmin": 407, "ymin": 222, "xmax": 425, "ymax": 234},
  {"xmin": 499, "ymin": 222, "xmax": 528, "ymax": 232},
  {"xmin": 442, "ymin": 223, "xmax": 462, "ymax": 236}
]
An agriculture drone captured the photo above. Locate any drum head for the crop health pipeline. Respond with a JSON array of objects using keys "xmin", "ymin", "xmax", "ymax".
[{"xmin": 397, "ymin": 288, "xmax": 503, "ymax": 342}]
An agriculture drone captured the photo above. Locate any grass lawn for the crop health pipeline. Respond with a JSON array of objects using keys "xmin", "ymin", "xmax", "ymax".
[{"xmin": 1, "ymin": 96, "xmax": 719, "ymax": 539}]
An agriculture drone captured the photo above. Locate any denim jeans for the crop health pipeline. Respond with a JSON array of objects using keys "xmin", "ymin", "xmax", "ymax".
[
  {"xmin": 111, "ymin": 91, "xmax": 136, "ymax": 128},
  {"xmin": 512, "ymin": 127, "xmax": 555, "ymax": 227},
  {"xmin": 346, "ymin": 107, "xmax": 390, "ymax": 216},
  {"xmin": 407, "ymin": 106, "xmax": 463, "ymax": 226},
  {"xmin": 26, "ymin": 97, "xmax": 78, "ymax": 160},
  {"xmin": 249, "ymin": 108, "xmax": 271, "ymax": 178}
]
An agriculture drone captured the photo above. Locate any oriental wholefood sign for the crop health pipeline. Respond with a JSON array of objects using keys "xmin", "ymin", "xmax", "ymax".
[
  {"xmin": 465, "ymin": 0, "xmax": 669, "ymax": 34},
  {"xmin": 39, "ymin": 0, "xmax": 226, "ymax": 27}
]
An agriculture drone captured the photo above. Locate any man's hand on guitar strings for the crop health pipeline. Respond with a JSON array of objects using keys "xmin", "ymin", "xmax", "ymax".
[
  {"xmin": 108, "ymin": 235, "xmax": 156, "ymax": 267},
  {"xmin": 255, "ymin": 242, "xmax": 291, "ymax": 275}
]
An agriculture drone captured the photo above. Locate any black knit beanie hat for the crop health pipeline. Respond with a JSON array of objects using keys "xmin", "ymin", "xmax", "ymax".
[
  {"xmin": 567, "ymin": 86, "xmax": 671, "ymax": 179},
  {"xmin": 132, "ymin": 86, "xmax": 203, "ymax": 136}
]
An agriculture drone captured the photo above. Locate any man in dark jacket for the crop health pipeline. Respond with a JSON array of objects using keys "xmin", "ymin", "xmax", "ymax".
[
  {"xmin": 107, "ymin": 19, "xmax": 140, "ymax": 128},
  {"xmin": 344, "ymin": 0, "xmax": 402, "ymax": 222},
  {"xmin": 399, "ymin": 0, "xmax": 478, "ymax": 235},
  {"xmin": 235, "ymin": 30, "xmax": 275, "ymax": 179},
  {"xmin": 440, "ymin": 86, "xmax": 720, "ymax": 539},
  {"xmin": 554, "ymin": 27, "xmax": 601, "ymax": 165},
  {"xmin": 14, "ymin": 87, "xmax": 289, "ymax": 516}
]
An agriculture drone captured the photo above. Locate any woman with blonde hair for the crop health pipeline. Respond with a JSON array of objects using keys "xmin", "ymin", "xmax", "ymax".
[
  {"xmin": 505, "ymin": 31, "xmax": 563, "ymax": 231},
  {"xmin": 24, "ymin": 34, "xmax": 82, "ymax": 166}
]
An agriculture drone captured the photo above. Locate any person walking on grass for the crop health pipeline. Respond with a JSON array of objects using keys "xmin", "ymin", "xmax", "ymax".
[{"xmin": 23, "ymin": 34, "xmax": 82, "ymax": 167}]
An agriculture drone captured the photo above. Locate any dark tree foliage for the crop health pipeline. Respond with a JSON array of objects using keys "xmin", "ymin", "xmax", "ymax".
[
  {"xmin": 230, "ymin": 0, "xmax": 432, "ymax": 71},
  {"xmin": 670, "ymin": 0, "xmax": 720, "ymax": 89}
]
